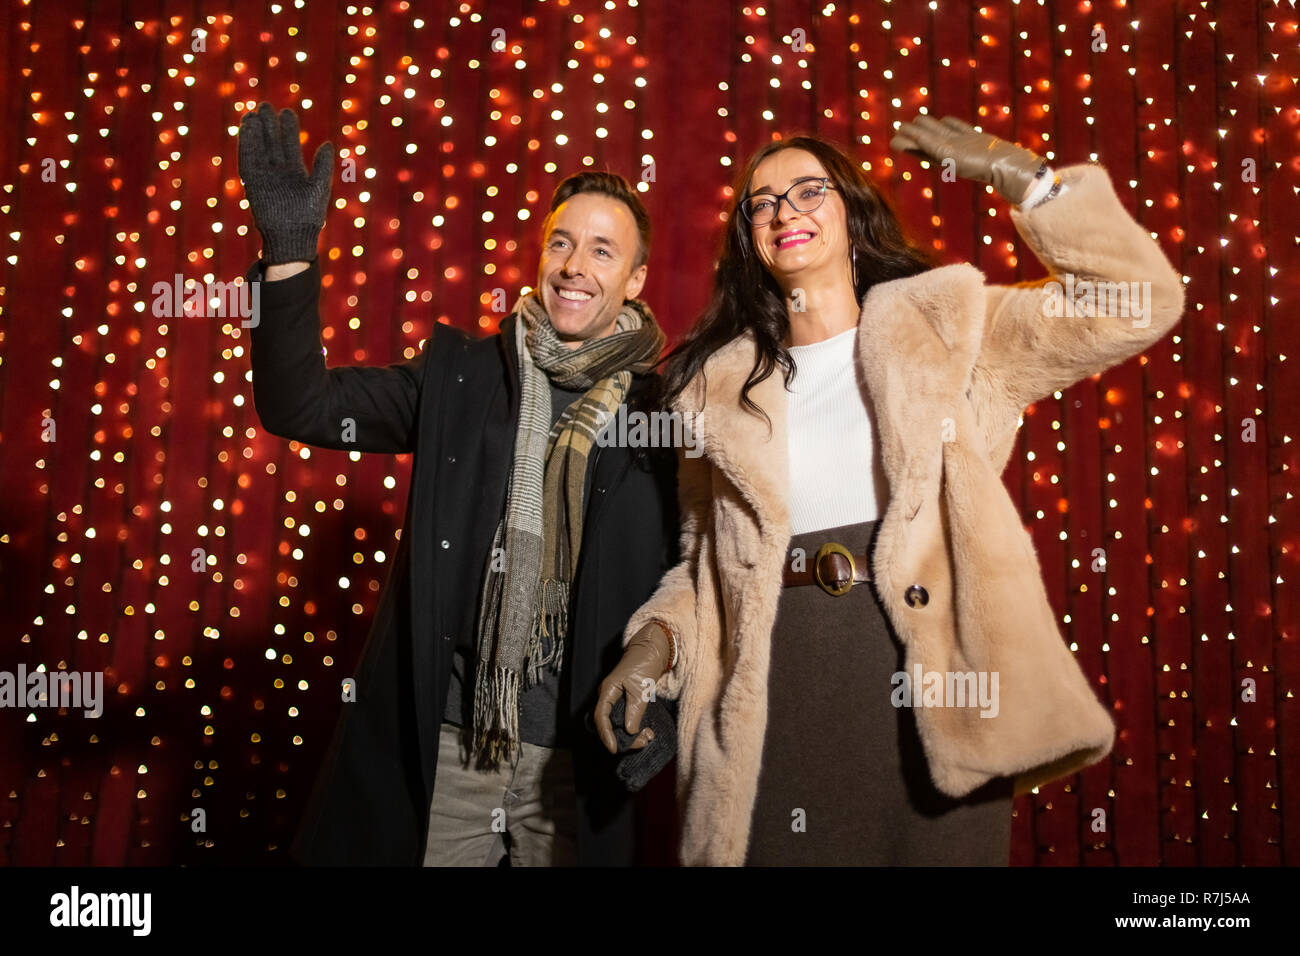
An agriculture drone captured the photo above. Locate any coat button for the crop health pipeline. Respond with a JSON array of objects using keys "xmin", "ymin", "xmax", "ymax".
[
  {"xmin": 904, "ymin": 584, "xmax": 929, "ymax": 608},
  {"xmin": 440, "ymin": 539, "xmax": 451, "ymax": 550},
  {"xmin": 447, "ymin": 454, "xmax": 456, "ymax": 463},
  {"xmin": 455, "ymin": 374, "xmax": 464, "ymax": 383}
]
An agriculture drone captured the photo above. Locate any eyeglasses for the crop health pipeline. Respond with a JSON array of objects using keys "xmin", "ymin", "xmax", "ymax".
[{"xmin": 741, "ymin": 177, "xmax": 835, "ymax": 225}]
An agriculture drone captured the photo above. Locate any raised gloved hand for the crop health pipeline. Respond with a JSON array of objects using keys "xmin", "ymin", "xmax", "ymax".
[
  {"xmin": 593, "ymin": 622, "xmax": 673, "ymax": 755},
  {"xmin": 237, "ymin": 102, "xmax": 335, "ymax": 265},
  {"xmin": 890, "ymin": 114, "xmax": 1044, "ymax": 205}
]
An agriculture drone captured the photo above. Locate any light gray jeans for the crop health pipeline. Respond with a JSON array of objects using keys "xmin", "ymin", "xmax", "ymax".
[{"xmin": 422, "ymin": 721, "xmax": 578, "ymax": 866}]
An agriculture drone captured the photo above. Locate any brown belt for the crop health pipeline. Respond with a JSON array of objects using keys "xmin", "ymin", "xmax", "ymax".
[{"xmin": 782, "ymin": 542, "xmax": 871, "ymax": 596}]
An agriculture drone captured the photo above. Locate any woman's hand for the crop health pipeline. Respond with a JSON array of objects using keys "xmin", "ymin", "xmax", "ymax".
[
  {"xmin": 890, "ymin": 114, "xmax": 1044, "ymax": 205},
  {"xmin": 593, "ymin": 623, "xmax": 673, "ymax": 754}
]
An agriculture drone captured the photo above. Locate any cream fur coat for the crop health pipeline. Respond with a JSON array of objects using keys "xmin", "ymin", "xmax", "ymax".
[{"xmin": 623, "ymin": 163, "xmax": 1187, "ymax": 866}]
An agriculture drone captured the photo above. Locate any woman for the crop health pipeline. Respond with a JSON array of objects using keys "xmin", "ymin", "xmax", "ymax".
[{"xmin": 594, "ymin": 116, "xmax": 1185, "ymax": 865}]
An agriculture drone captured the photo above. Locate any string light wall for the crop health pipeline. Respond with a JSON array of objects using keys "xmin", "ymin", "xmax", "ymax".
[{"xmin": 0, "ymin": 0, "xmax": 1296, "ymax": 866}]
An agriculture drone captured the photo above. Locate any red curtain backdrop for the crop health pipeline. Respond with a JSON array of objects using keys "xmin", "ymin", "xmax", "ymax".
[{"xmin": 0, "ymin": 0, "xmax": 1296, "ymax": 866}]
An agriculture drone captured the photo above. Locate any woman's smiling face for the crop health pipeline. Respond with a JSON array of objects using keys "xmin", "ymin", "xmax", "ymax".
[{"xmin": 747, "ymin": 148, "xmax": 852, "ymax": 291}]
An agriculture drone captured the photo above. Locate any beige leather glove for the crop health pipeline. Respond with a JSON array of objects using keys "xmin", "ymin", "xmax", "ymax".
[
  {"xmin": 594, "ymin": 622, "xmax": 673, "ymax": 754},
  {"xmin": 890, "ymin": 114, "xmax": 1044, "ymax": 204}
]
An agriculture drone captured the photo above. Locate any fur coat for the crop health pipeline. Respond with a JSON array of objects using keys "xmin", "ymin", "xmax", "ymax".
[{"xmin": 623, "ymin": 162, "xmax": 1187, "ymax": 866}]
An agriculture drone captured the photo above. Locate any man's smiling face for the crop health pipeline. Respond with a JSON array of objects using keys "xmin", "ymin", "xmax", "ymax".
[{"xmin": 537, "ymin": 192, "xmax": 647, "ymax": 347}]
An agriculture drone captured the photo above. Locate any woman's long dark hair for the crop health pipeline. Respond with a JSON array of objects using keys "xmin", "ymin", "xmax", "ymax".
[{"xmin": 661, "ymin": 135, "xmax": 934, "ymax": 419}]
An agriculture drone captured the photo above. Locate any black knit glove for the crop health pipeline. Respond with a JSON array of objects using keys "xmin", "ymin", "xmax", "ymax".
[
  {"xmin": 237, "ymin": 102, "xmax": 334, "ymax": 265},
  {"xmin": 583, "ymin": 696, "xmax": 677, "ymax": 793}
]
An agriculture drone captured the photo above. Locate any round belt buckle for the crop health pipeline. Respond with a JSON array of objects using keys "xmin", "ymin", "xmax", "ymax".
[{"xmin": 813, "ymin": 542, "xmax": 854, "ymax": 597}]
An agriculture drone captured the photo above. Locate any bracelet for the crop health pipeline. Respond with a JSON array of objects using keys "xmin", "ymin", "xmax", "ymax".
[
  {"xmin": 1030, "ymin": 175, "xmax": 1063, "ymax": 209},
  {"xmin": 652, "ymin": 620, "xmax": 678, "ymax": 671}
]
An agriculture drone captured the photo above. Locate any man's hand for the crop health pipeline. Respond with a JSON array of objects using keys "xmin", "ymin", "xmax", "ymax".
[
  {"xmin": 890, "ymin": 114, "xmax": 1044, "ymax": 205},
  {"xmin": 593, "ymin": 623, "xmax": 673, "ymax": 754},
  {"xmin": 238, "ymin": 102, "xmax": 334, "ymax": 266}
]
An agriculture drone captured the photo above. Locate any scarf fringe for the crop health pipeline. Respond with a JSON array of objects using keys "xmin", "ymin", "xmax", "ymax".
[
  {"xmin": 471, "ymin": 580, "xmax": 568, "ymax": 769},
  {"xmin": 525, "ymin": 578, "xmax": 569, "ymax": 687},
  {"xmin": 471, "ymin": 663, "xmax": 520, "ymax": 770}
]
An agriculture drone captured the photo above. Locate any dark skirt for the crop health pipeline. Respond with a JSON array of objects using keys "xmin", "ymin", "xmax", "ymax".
[{"xmin": 744, "ymin": 519, "xmax": 1014, "ymax": 866}]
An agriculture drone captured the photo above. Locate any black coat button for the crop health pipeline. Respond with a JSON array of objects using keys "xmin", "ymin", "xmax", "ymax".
[{"xmin": 904, "ymin": 584, "xmax": 929, "ymax": 608}]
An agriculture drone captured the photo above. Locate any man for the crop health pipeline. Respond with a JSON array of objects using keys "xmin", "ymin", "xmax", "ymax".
[{"xmin": 237, "ymin": 102, "xmax": 679, "ymax": 865}]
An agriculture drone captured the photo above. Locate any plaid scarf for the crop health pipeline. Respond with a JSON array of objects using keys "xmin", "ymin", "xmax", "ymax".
[{"xmin": 471, "ymin": 291, "xmax": 665, "ymax": 767}]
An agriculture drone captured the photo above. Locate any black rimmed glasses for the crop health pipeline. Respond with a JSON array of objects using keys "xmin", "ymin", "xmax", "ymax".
[{"xmin": 741, "ymin": 177, "xmax": 835, "ymax": 225}]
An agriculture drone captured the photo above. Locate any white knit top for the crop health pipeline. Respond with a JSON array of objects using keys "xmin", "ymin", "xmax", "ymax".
[{"xmin": 785, "ymin": 325, "xmax": 888, "ymax": 535}]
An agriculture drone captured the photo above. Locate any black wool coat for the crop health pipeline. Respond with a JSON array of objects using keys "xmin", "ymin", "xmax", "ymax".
[{"xmin": 245, "ymin": 258, "xmax": 680, "ymax": 865}]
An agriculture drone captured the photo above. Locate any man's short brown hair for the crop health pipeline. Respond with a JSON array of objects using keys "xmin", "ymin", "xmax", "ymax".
[{"xmin": 547, "ymin": 171, "xmax": 651, "ymax": 267}]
